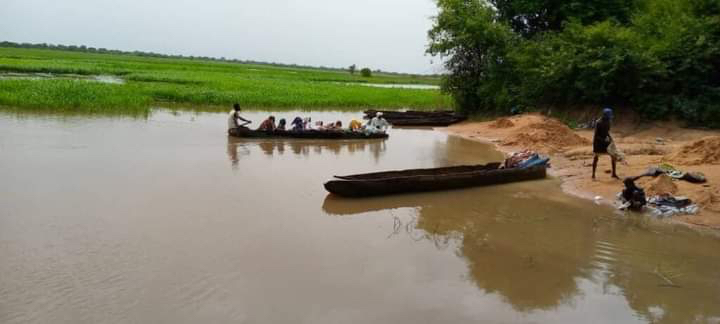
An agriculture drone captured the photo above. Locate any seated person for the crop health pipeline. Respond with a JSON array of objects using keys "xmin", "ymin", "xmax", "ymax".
[
  {"xmin": 276, "ymin": 118, "xmax": 287, "ymax": 131},
  {"xmin": 291, "ymin": 117, "xmax": 304, "ymax": 131},
  {"xmin": 257, "ymin": 116, "xmax": 276, "ymax": 131},
  {"xmin": 365, "ymin": 112, "xmax": 390, "ymax": 134},
  {"xmin": 227, "ymin": 103, "xmax": 251, "ymax": 132},
  {"xmin": 321, "ymin": 121, "xmax": 340, "ymax": 130},
  {"xmin": 303, "ymin": 117, "xmax": 313, "ymax": 130}
]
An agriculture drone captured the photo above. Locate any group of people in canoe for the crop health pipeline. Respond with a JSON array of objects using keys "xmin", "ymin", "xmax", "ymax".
[{"xmin": 228, "ymin": 103, "xmax": 390, "ymax": 135}]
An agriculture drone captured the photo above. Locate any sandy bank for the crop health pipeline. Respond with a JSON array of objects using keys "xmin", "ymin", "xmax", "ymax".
[{"xmin": 445, "ymin": 113, "xmax": 720, "ymax": 230}]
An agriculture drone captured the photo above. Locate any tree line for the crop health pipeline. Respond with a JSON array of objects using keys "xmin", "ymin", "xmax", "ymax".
[{"xmin": 428, "ymin": 0, "xmax": 720, "ymax": 127}]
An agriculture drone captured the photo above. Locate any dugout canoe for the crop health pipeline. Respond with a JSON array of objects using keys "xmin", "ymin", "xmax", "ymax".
[
  {"xmin": 388, "ymin": 117, "xmax": 467, "ymax": 127},
  {"xmin": 362, "ymin": 110, "xmax": 467, "ymax": 126},
  {"xmin": 324, "ymin": 163, "xmax": 546, "ymax": 197},
  {"xmin": 363, "ymin": 110, "xmax": 457, "ymax": 119},
  {"xmin": 228, "ymin": 128, "xmax": 388, "ymax": 139}
]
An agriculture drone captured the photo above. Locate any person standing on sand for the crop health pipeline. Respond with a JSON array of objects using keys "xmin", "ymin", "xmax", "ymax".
[
  {"xmin": 228, "ymin": 103, "xmax": 251, "ymax": 132},
  {"xmin": 592, "ymin": 108, "xmax": 619, "ymax": 180}
]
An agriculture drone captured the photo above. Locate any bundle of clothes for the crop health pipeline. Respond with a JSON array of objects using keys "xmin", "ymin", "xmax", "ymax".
[
  {"xmin": 617, "ymin": 176, "xmax": 700, "ymax": 217},
  {"xmin": 504, "ymin": 149, "xmax": 550, "ymax": 169},
  {"xmin": 642, "ymin": 163, "xmax": 707, "ymax": 184}
]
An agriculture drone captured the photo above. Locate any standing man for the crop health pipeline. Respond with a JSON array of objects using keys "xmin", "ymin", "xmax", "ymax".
[
  {"xmin": 592, "ymin": 107, "xmax": 618, "ymax": 180},
  {"xmin": 228, "ymin": 103, "xmax": 251, "ymax": 133}
]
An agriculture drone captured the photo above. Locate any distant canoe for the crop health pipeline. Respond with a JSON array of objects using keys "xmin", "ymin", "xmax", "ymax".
[
  {"xmin": 228, "ymin": 128, "xmax": 388, "ymax": 139},
  {"xmin": 363, "ymin": 110, "xmax": 467, "ymax": 127},
  {"xmin": 388, "ymin": 117, "xmax": 467, "ymax": 127},
  {"xmin": 324, "ymin": 163, "xmax": 546, "ymax": 197},
  {"xmin": 363, "ymin": 110, "xmax": 457, "ymax": 119}
]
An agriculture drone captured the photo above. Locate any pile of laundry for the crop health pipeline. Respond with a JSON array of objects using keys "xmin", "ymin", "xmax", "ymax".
[
  {"xmin": 504, "ymin": 149, "xmax": 550, "ymax": 169},
  {"xmin": 647, "ymin": 194, "xmax": 700, "ymax": 218},
  {"xmin": 618, "ymin": 192, "xmax": 699, "ymax": 217},
  {"xmin": 643, "ymin": 163, "xmax": 707, "ymax": 183}
]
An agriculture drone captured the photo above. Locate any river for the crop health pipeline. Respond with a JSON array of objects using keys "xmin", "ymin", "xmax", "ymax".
[{"xmin": 1, "ymin": 110, "xmax": 718, "ymax": 323}]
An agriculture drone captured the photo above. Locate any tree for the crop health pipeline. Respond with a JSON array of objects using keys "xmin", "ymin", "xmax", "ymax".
[
  {"xmin": 489, "ymin": 0, "xmax": 636, "ymax": 37},
  {"xmin": 427, "ymin": 0, "xmax": 720, "ymax": 126},
  {"xmin": 349, "ymin": 64, "xmax": 357, "ymax": 75},
  {"xmin": 427, "ymin": 0, "xmax": 516, "ymax": 111},
  {"xmin": 360, "ymin": 68, "xmax": 372, "ymax": 77}
]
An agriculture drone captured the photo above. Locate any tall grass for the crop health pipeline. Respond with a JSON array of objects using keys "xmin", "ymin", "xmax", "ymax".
[
  {"xmin": 0, "ymin": 47, "xmax": 450, "ymax": 114},
  {"xmin": 0, "ymin": 79, "xmax": 151, "ymax": 114}
]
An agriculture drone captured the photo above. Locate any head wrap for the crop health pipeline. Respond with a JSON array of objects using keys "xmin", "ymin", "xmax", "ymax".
[{"xmin": 603, "ymin": 108, "xmax": 613, "ymax": 119}]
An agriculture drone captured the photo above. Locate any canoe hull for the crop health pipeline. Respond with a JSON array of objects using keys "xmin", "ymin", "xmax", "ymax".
[
  {"xmin": 389, "ymin": 117, "xmax": 467, "ymax": 127},
  {"xmin": 324, "ymin": 165, "xmax": 547, "ymax": 197},
  {"xmin": 229, "ymin": 128, "xmax": 388, "ymax": 139},
  {"xmin": 363, "ymin": 110, "xmax": 467, "ymax": 126}
]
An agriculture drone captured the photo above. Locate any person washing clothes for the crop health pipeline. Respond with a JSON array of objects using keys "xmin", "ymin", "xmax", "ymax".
[{"xmin": 592, "ymin": 108, "xmax": 619, "ymax": 180}]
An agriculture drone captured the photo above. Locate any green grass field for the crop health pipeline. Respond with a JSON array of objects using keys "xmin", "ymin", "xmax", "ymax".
[{"xmin": 0, "ymin": 47, "xmax": 450, "ymax": 115}]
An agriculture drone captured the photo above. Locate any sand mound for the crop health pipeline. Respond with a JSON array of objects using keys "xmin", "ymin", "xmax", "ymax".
[
  {"xmin": 489, "ymin": 118, "xmax": 515, "ymax": 129},
  {"xmin": 502, "ymin": 117, "xmax": 590, "ymax": 152},
  {"xmin": 646, "ymin": 174, "xmax": 678, "ymax": 196},
  {"xmin": 666, "ymin": 136, "xmax": 720, "ymax": 165}
]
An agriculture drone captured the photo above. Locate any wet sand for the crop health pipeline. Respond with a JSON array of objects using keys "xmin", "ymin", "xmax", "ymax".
[
  {"xmin": 446, "ymin": 114, "xmax": 720, "ymax": 231},
  {"xmin": 1, "ymin": 110, "xmax": 719, "ymax": 323}
]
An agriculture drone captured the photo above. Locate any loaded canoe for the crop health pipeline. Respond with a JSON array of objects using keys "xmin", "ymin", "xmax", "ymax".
[
  {"xmin": 324, "ymin": 163, "xmax": 546, "ymax": 197},
  {"xmin": 228, "ymin": 128, "xmax": 388, "ymax": 139}
]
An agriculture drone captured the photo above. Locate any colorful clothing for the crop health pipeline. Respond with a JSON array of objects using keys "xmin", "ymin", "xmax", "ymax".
[{"xmin": 349, "ymin": 119, "xmax": 362, "ymax": 131}]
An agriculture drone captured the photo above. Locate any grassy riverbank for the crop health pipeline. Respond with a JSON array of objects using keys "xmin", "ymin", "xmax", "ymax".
[{"xmin": 0, "ymin": 47, "xmax": 450, "ymax": 114}]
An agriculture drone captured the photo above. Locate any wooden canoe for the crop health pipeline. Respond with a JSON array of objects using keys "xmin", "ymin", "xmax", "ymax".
[
  {"xmin": 363, "ymin": 110, "xmax": 457, "ymax": 119},
  {"xmin": 388, "ymin": 117, "xmax": 467, "ymax": 127},
  {"xmin": 362, "ymin": 110, "xmax": 467, "ymax": 126},
  {"xmin": 324, "ymin": 163, "xmax": 546, "ymax": 197},
  {"xmin": 228, "ymin": 128, "xmax": 388, "ymax": 139}
]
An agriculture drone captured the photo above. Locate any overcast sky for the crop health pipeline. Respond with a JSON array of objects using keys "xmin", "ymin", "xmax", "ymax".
[{"xmin": 0, "ymin": 0, "xmax": 443, "ymax": 74}]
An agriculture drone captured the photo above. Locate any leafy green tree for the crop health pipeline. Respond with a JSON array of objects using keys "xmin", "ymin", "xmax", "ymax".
[
  {"xmin": 427, "ymin": 0, "xmax": 516, "ymax": 111},
  {"xmin": 360, "ymin": 68, "xmax": 372, "ymax": 77},
  {"xmin": 427, "ymin": 0, "xmax": 720, "ymax": 126},
  {"xmin": 490, "ymin": 0, "xmax": 637, "ymax": 37},
  {"xmin": 349, "ymin": 64, "xmax": 356, "ymax": 75}
]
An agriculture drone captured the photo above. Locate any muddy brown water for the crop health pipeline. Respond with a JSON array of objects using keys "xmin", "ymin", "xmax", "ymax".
[{"xmin": 1, "ymin": 110, "xmax": 719, "ymax": 324}]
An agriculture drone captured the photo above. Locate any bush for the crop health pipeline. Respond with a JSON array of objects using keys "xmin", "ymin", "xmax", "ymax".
[{"xmin": 360, "ymin": 68, "xmax": 372, "ymax": 77}]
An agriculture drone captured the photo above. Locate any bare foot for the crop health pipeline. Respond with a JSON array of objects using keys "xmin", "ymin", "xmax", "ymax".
[{"xmin": 612, "ymin": 174, "xmax": 620, "ymax": 180}]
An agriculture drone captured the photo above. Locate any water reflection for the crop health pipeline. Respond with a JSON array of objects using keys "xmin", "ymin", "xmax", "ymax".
[
  {"xmin": 323, "ymin": 181, "xmax": 720, "ymax": 322},
  {"xmin": 324, "ymin": 181, "xmax": 593, "ymax": 311},
  {"xmin": 599, "ymin": 228, "xmax": 720, "ymax": 323},
  {"xmin": 226, "ymin": 136, "xmax": 387, "ymax": 167}
]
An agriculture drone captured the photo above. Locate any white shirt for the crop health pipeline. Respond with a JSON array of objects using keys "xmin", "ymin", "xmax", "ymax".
[
  {"xmin": 368, "ymin": 117, "xmax": 390, "ymax": 132},
  {"xmin": 228, "ymin": 110, "xmax": 238, "ymax": 130}
]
